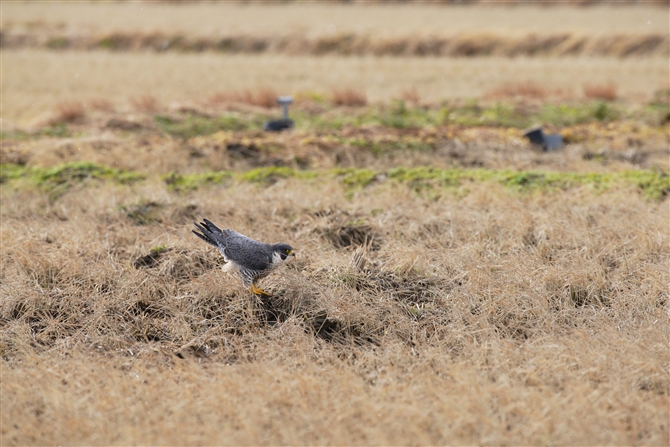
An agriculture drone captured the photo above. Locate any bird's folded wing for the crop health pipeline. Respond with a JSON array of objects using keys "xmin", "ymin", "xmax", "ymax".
[{"xmin": 222, "ymin": 232, "xmax": 272, "ymax": 271}]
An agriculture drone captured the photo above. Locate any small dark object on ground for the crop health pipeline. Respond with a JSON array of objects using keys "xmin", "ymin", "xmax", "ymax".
[
  {"xmin": 263, "ymin": 118, "xmax": 294, "ymax": 132},
  {"xmin": 524, "ymin": 126, "xmax": 563, "ymax": 151}
]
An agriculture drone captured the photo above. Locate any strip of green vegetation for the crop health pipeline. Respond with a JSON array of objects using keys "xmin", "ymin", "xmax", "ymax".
[
  {"xmin": 294, "ymin": 100, "xmax": 635, "ymax": 132},
  {"xmin": 155, "ymin": 114, "xmax": 263, "ymax": 138},
  {"xmin": 239, "ymin": 166, "xmax": 317, "ymax": 184},
  {"xmin": 0, "ymin": 164, "xmax": 31, "ymax": 183},
  {"xmin": 164, "ymin": 166, "xmax": 318, "ymax": 192},
  {"xmin": 2, "ymin": 163, "xmax": 667, "ymax": 200},
  {"xmin": 619, "ymin": 170, "xmax": 670, "ymax": 201},
  {"xmin": 387, "ymin": 167, "xmax": 669, "ymax": 199},
  {"xmin": 33, "ymin": 162, "xmax": 144, "ymax": 188},
  {"xmin": 162, "ymin": 171, "xmax": 233, "ymax": 192},
  {"xmin": 154, "ymin": 165, "xmax": 670, "ymax": 200},
  {"xmin": 148, "ymin": 100, "xmax": 654, "ymax": 140},
  {"xmin": 2, "ymin": 100, "xmax": 664, "ymax": 143},
  {"xmin": 0, "ymin": 123, "xmax": 71, "ymax": 141},
  {"xmin": 333, "ymin": 168, "xmax": 379, "ymax": 189},
  {"xmin": 0, "ymin": 162, "xmax": 145, "ymax": 200},
  {"xmin": 345, "ymin": 136, "xmax": 433, "ymax": 154}
]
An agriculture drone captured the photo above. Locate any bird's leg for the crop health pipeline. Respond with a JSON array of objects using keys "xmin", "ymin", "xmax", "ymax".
[{"xmin": 250, "ymin": 283, "xmax": 271, "ymax": 297}]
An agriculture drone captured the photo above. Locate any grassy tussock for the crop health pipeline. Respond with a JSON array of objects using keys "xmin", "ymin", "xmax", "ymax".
[
  {"xmin": 487, "ymin": 82, "xmax": 566, "ymax": 100},
  {"xmin": 331, "ymin": 89, "xmax": 368, "ymax": 107},
  {"xmin": 583, "ymin": 82, "xmax": 619, "ymax": 101},
  {"xmin": 1, "ymin": 176, "xmax": 668, "ymax": 445},
  {"xmin": 129, "ymin": 94, "xmax": 161, "ymax": 113},
  {"xmin": 50, "ymin": 101, "xmax": 86, "ymax": 125}
]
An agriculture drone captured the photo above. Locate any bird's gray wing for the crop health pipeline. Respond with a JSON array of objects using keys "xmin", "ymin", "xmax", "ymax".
[{"xmin": 222, "ymin": 229, "xmax": 273, "ymax": 271}]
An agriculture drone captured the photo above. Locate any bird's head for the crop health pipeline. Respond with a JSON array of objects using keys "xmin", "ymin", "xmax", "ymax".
[{"xmin": 272, "ymin": 243, "xmax": 295, "ymax": 262}]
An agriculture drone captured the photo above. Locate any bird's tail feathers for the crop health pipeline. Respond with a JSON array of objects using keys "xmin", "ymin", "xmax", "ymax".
[
  {"xmin": 193, "ymin": 220, "xmax": 226, "ymax": 248},
  {"xmin": 202, "ymin": 219, "xmax": 225, "ymax": 236}
]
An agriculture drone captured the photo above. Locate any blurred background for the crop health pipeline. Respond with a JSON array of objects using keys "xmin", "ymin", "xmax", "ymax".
[{"xmin": 2, "ymin": 1, "xmax": 668, "ymax": 127}]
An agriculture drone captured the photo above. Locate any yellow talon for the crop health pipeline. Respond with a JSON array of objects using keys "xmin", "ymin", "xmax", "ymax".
[{"xmin": 250, "ymin": 283, "xmax": 270, "ymax": 296}]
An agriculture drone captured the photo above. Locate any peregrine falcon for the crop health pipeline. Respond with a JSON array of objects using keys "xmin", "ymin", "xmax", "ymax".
[{"xmin": 192, "ymin": 219, "xmax": 295, "ymax": 296}]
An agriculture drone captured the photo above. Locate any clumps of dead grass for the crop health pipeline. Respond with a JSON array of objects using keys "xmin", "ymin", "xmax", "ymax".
[
  {"xmin": 340, "ymin": 263, "xmax": 446, "ymax": 307},
  {"xmin": 130, "ymin": 94, "xmax": 161, "ymax": 112},
  {"xmin": 309, "ymin": 208, "xmax": 382, "ymax": 250},
  {"xmin": 133, "ymin": 245, "xmax": 222, "ymax": 284},
  {"xmin": 89, "ymin": 97, "xmax": 115, "ymax": 112},
  {"xmin": 237, "ymin": 88, "xmax": 279, "ymax": 108},
  {"xmin": 331, "ymin": 88, "xmax": 367, "ymax": 107},
  {"xmin": 49, "ymin": 100, "xmax": 86, "ymax": 124},
  {"xmin": 583, "ymin": 82, "xmax": 618, "ymax": 101},
  {"xmin": 400, "ymin": 87, "xmax": 421, "ymax": 105},
  {"xmin": 486, "ymin": 81, "xmax": 565, "ymax": 99},
  {"xmin": 320, "ymin": 222, "xmax": 380, "ymax": 250},
  {"xmin": 123, "ymin": 200, "xmax": 165, "ymax": 226}
]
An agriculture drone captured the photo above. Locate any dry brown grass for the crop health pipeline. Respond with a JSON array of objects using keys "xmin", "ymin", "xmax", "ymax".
[
  {"xmin": 4, "ymin": 51, "xmax": 667, "ymax": 125},
  {"xmin": 486, "ymin": 81, "xmax": 562, "ymax": 100},
  {"xmin": 236, "ymin": 88, "xmax": 279, "ymax": 108},
  {"xmin": 51, "ymin": 100, "xmax": 86, "ymax": 124},
  {"xmin": 206, "ymin": 88, "xmax": 280, "ymax": 109},
  {"xmin": 5, "ymin": 29, "xmax": 668, "ymax": 59},
  {"xmin": 3, "ymin": 3, "xmax": 667, "ymax": 36},
  {"xmin": 1, "ymin": 174, "xmax": 668, "ymax": 445},
  {"xmin": 3, "ymin": 3, "xmax": 668, "ymax": 59},
  {"xmin": 130, "ymin": 94, "xmax": 161, "ymax": 113},
  {"xmin": 88, "ymin": 97, "xmax": 115, "ymax": 112},
  {"xmin": 331, "ymin": 88, "xmax": 368, "ymax": 107},
  {"xmin": 583, "ymin": 82, "xmax": 618, "ymax": 101},
  {"xmin": 400, "ymin": 87, "xmax": 421, "ymax": 105}
]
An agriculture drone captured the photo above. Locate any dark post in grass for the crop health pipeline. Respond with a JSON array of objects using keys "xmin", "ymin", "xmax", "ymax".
[{"xmin": 264, "ymin": 96, "xmax": 295, "ymax": 132}]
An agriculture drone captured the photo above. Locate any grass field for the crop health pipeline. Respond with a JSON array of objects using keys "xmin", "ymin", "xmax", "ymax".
[
  {"xmin": 1, "ymin": 2, "xmax": 669, "ymax": 446},
  {"xmin": 1, "ymin": 159, "xmax": 668, "ymax": 445},
  {"xmin": 3, "ymin": 51, "xmax": 668, "ymax": 126}
]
